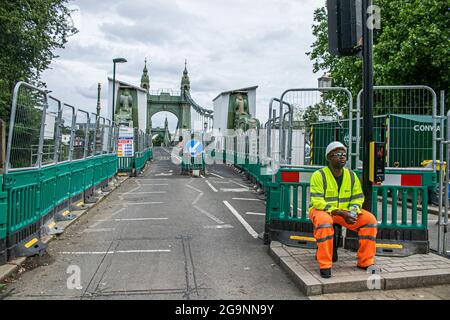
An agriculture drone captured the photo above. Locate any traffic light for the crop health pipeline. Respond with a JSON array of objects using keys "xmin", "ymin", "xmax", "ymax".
[
  {"xmin": 327, "ymin": 0, "xmax": 363, "ymax": 56},
  {"xmin": 369, "ymin": 142, "xmax": 385, "ymax": 184}
]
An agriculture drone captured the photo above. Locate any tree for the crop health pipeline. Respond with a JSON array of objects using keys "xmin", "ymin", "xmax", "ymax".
[
  {"xmin": 0, "ymin": 0, "xmax": 78, "ymax": 122},
  {"xmin": 301, "ymin": 101, "xmax": 337, "ymax": 128},
  {"xmin": 305, "ymin": 0, "xmax": 449, "ymax": 122},
  {"xmin": 153, "ymin": 135, "xmax": 164, "ymax": 147}
]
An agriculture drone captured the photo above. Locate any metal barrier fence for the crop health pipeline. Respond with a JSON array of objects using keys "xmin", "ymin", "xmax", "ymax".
[
  {"xmin": 355, "ymin": 86, "xmax": 439, "ymax": 168},
  {"xmin": 278, "ymin": 88, "xmax": 353, "ymax": 166},
  {"xmin": 224, "ymin": 85, "xmax": 446, "ymax": 258},
  {"xmin": 0, "ymin": 82, "xmax": 152, "ymax": 265}
]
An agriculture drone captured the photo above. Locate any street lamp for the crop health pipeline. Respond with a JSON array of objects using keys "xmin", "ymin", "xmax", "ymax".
[
  {"xmin": 318, "ymin": 73, "xmax": 332, "ymax": 88},
  {"xmin": 112, "ymin": 57, "xmax": 127, "ymax": 123}
]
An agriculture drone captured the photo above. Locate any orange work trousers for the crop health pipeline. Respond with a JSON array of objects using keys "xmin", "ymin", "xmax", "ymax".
[{"xmin": 309, "ymin": 208, "xmax": 377, "ymax": 269}]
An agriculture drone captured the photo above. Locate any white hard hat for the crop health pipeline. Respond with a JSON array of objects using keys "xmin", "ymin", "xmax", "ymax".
[{"xmin": 326, "ymin": 141, "xmax": 347, "ymax": 158}]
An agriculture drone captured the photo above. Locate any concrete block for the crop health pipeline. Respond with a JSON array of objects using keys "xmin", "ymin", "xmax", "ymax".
[
  {"xmin": 321, "ymin": 273, "xmax": 385, "ymax": 294},
  {"xmin": 279, "ymin": 256, "xmax": 323, "ymax": 296},
  {"xmin": 383, "ymin": 269, "xmax": 450, "ymax": 290}
]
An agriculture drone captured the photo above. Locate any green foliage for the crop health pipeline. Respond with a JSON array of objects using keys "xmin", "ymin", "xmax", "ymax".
[
  {"xmin": 153, "ymin": 135, "xmax": 164, "ymax": 146},
  {"xmin": 0, "ymin": 0, "xmax": 78, "ymax": 122},
  {"xmin": 301, "ymin": 101, "xmax": 337, "ymax": 128},
  {"xmin": 306, "ymin": 0, "xmax": 450, "ymax": 123}
]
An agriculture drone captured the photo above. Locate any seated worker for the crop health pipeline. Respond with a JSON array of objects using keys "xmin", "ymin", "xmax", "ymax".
[{"xmin": 309, "ymin": 141, "xmax": 378, "ymax": 278}]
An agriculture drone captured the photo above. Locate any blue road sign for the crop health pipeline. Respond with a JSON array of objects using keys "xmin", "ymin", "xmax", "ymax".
[{"xmin": 185, "ymin": 139, "xmax": 203, "ymax": 156}]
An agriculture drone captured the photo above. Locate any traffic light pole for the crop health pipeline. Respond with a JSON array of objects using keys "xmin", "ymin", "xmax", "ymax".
[{"xmin": 362, "ymin": 0, "xmax": 374, "ymax": 211}]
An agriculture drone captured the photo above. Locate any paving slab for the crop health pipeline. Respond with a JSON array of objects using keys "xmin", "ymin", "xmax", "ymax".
[{"xmin": 269, "ymin": 241, "xmax": 450, "ymax": 296}]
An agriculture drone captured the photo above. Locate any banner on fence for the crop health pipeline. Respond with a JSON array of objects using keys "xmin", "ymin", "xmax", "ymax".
[{"xmin": 117, "ymin": 127, "xmax": 134, "ymax": 157}]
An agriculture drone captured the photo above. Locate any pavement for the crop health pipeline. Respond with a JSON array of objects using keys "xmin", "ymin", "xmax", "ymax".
[{"xmin": 270, "ymin": 241, "xmax": 450, "ymax": 297}]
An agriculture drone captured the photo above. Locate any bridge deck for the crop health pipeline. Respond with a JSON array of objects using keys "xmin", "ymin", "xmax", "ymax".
[{"xmin": 1, "ymin": 148, "xmax": 304, "ymax": 300}]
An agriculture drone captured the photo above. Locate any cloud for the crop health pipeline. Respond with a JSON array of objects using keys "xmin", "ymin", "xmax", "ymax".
[{"xmin": 42, "ymin": 0, "xmax": 322, "ymax": 128}]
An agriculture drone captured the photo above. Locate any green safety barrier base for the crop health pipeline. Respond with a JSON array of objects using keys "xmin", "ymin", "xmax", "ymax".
[
  {"xmin": 0, "ymin": 179, "xmax": 6, "ymax": 264},
  {"xmin": 181, "ymin": 154, "xmax": 206, "ymax": 175},
  {"xmin": 265, "ymin": 219, "xmax": 318, "ymax": 249},
  {"xmin": 345, "ymin": 227, "xmax": 429, "ymax": 257},
  {"xmin": 2, "ymin": 154, "xmax": 118, "ymax": 263},
  {"xmin": 0, "ymin": 238, "xmax": 6, "ymax": 265}
]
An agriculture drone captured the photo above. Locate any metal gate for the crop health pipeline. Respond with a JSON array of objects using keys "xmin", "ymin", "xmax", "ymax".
[
  {"xmin": 278, "ymin": 87, "xmax": 354, "ymax": 167},
  {"xmin": 353, "ymin": 86, "xmax": 448, "ymax": 256},
  {"xmin": 439, "ymin": 90, "xmax": 449, "ymax": 257}
]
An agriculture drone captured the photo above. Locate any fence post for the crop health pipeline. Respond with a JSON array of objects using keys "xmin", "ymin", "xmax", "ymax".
[{"xmin": 0, "ymin": 119, "xmax": 5, "ymax": 174}]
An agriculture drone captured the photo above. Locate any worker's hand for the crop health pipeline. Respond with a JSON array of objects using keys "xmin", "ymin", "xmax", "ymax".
[{"xmin": 340, "ymin": 210, "xmax": 357, "ymax": 225}]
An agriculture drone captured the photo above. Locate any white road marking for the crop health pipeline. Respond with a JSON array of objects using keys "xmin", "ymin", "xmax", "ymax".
[
  {"xmin": 185, "ymin": 184, "xmax": 204, "ymax": 205},
  {"xmin": 210, "ymin": 172, "xmax": 225, "ymax": 179},
  {"xmin": 138, "ymin": 184, "xmax": 169, "ymax": 186},
  {"xmin": 223, "ymin": 201, "xmax": 258, "ymax": 239},
  {"xmin": 121, "ymin": 185, "xmax": 141, "ymax": 195},
  {"xmin": 200, "ymin": 174, "xmax": 205, "ymax": 179},
  {"xmin": 91, "ymin": 218, "xmax": 168, "ymax": 222},
  {"xmin": 203, "ymin": 224, "xmax": 234, "ymax": 229},
  {"xmin": 89, "ymin": 208, "xmax": 126, "ymax": 228},
  {"xmin": 118, "ymin": 191, "xmax": 167, "ymax": 195},
  {"xmin": 245, "ymin": 212, "xmax": 266, "ymax": 216},
  {"xmin": 206, "ymin": 180, "xmax": 218, "ymax": 192},
  {"xmin": 186, "ymin": 183, "xmax": 226, "ymax": 224},
  {"xmin": 194, "ymin": 205, "xmax": 225, "ymax": 224},
  {"xmin": 155, "ymin": 173, "xmax": 173, "ymax": 176},
  {"xmin": 232, "ymin": 198, "xmax": 262, "ymax": 201},
  {"xmin": 83, "ymin": 228, "xmax": 116, "ymax": 233},
  {"xmin": 59, "ymin": 250, "xmax": 171, "ymax": 255},
  {"xmin": 123, "ymin": 202, "xmax": 165, "ymax": 205},
  {"xmin": 230, "ymin": 181, "xmax": 251, "ymax": 189},
  {"xmin": 136, "ymin": 178, "xmax": 168, "ymax": 181},
  {"xmin": 221, "ymin": 188, "xmax": 250, "ymax": 192}
]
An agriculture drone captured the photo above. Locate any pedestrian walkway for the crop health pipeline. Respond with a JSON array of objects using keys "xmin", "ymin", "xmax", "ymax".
[{"xmin": 270, "ymin": 241, "xmax": 450, "ymax": 296}]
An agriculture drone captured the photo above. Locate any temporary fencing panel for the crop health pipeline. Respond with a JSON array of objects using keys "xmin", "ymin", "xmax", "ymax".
[
  {"xmin": 0, "ymin": 82, "xmax": 125, "ymax": 264},
  {"xmin": 278, "ymin": 88, "xmax": 353, "ymax": 167},
  {"xmin": 355, "ymin": 86, "xmax": 439, "ymax": 168},
  {"xmin": 311, "ymin": 114, "xmax": 443, "ymax": 168}
]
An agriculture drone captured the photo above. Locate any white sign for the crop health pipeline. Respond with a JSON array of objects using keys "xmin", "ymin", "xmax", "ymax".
[
  {"xmin": 44, "ymin": 114, "xmax": 56, "ymax": 139},
  {"xmin": 117, "ymin": 127, "xmax": 134, "ymax": 157}
]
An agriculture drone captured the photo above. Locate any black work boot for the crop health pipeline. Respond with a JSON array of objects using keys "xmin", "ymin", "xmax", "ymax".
[
  {"xmin": 357, "ymin": 264, "xmax": 381, "ymax": 274},
  {"xmin": 320, "ymin": 268, "xmax": 332, "ymax": 278}
]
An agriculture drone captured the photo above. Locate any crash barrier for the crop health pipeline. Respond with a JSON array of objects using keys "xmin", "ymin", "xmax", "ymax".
[
  {"xmin": 0, "ymin": 81, "xmax": 150, "ymax": 265},
  {"xmin": 181, "ymin": 153, "xmax": 206, "ymax": 176},
  {"xmin": 264, "ymin": 166, "xmax": 436, "ymax": 257},
  {"xmin": 220, "ymin": 131, "xmax": 273, "ymax": 190}
]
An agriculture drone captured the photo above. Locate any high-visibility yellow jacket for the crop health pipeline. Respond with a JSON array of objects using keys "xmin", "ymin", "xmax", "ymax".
[{"xmin": 309, "ymin": 167, "xmax": 365, "ymax": 215}]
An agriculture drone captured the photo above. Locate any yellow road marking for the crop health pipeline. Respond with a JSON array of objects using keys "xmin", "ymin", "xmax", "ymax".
[
  {"xmin": 24, "ymin": 238, "xmax": 38, "ymax": 249},
  {"xmin": 76, "ymin": 201, "xmax": 84, "ymax": 207},
  {"xmin": 290, "ymin": 235, "xmax": 316, "ymax": 242},
  {"xmin": 62, "ymin": 210, "xmax": 70, "ymax": 216},
  {"xmin": 48, "ymin": 222, "xmax": 56, "ymax": 229}
]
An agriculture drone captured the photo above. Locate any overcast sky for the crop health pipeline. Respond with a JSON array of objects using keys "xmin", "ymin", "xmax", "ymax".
[{"xmin": 42, "ymin": 0, "xmax": 324, "ymax": 130}]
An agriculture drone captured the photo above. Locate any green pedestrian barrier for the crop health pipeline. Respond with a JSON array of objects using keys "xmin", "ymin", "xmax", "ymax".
[
  {"xmin": 264, "ymin": 166, "xmax": 436, "ymax": 257},
  {"xmin": 0, "ymin": 175, "xmax": 6, "ymax": 264}
]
